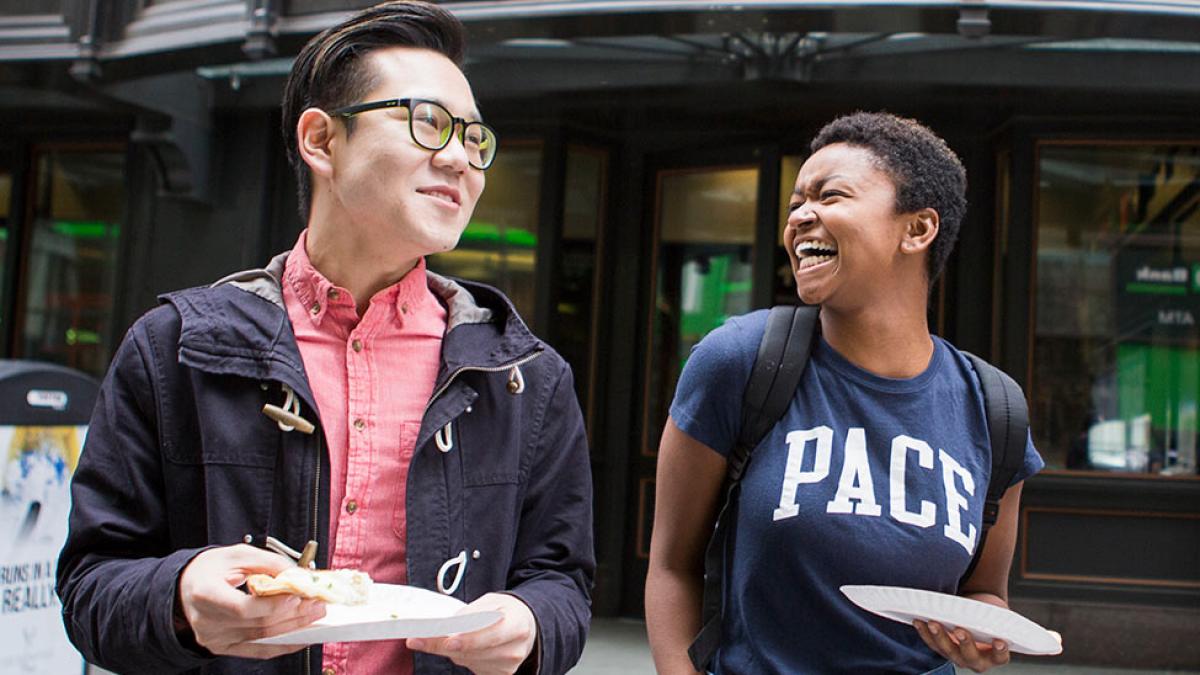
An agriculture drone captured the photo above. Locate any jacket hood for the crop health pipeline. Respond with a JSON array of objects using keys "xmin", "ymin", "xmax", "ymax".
[{"xmin": 160, "ymin": 252, "xmax": 544, "ymax": 387}]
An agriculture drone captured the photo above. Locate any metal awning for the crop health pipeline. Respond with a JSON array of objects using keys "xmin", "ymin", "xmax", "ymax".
[{"xmin": 4, "ymin": 0, "xmax": 1200, "ymax": 67}]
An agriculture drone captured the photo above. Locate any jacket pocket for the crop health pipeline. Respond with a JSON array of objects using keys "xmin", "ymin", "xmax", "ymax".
[
  {"xmin": 459, "ymin": 423, "xmax": 521, "ymax": 487},
  {"xmin": 164, "ymin": 415, "xmax": 279, "ymax": 468},
  {"xmin": 162, "ymin": 376, "xmax": 280, "ymax": 468}
]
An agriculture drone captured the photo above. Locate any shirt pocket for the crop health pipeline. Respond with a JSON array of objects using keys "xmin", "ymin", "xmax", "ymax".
[{"xmin": 390, "ymin": 421, "xmax": 420, "ymax": 539}]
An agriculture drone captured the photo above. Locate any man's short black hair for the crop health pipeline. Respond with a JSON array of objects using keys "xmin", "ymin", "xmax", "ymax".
[
  {"xmin": 811, "ymin": 112, "xmax": 967, "ymax": 283},
  {"xmin": 282, "ymin": 1, "xmax": 466, "ymax": 220}
]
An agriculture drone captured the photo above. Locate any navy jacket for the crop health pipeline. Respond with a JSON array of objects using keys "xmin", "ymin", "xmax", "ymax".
[{"xmin": 56, "ymin": 254, "xmax": 595, "ymax": 675}]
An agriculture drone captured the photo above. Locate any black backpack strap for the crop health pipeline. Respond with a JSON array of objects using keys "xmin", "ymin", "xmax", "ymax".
[
  {"xmin": 960, "ymin": 353, "xmax": 1029, "ymax": 585},
  {"xmin": 688, "ymin": 305, "xmax": 818, "ymax": 671},
  {"xmin": 729, "ymin": 306, "xmax": 819, "ymax": 481}
]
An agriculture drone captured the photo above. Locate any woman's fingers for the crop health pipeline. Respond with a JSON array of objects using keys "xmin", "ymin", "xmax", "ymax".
[{"xmin": 915, "ymin": 622, "xmax": 1011, "ymax": 673}]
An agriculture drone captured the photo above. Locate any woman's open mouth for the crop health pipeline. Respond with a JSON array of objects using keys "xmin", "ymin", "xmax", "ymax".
[{"xmin": 795, "ymin": 240, "xmax": 838, "ymax": 271}]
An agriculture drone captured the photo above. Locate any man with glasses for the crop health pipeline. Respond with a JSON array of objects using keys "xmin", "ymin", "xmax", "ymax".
[{"xmin": 56, "ymin": 3, "xmax": 594, "ymax": 675}]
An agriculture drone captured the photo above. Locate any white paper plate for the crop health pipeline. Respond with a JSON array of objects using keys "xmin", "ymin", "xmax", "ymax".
[
  {"xmin": 840, "ymin": 585, "xmax": 1062, "ymax": 656},
  {"xmin": 252, "ymin": 583, "xmax": 502, "ymax": 645}
]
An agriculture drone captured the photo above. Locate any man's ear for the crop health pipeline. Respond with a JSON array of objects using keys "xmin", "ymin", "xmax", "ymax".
[
  {"xmin": 296, "ymin": 108, "xmax": 338, "ymax": 179},
  {"xmin": 901, "ymin": 208, "xmax": 940, "ymax": 255}
]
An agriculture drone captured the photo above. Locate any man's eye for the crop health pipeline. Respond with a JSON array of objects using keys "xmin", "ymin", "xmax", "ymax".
[
  {"xmin": 820, "ymin": 190, "xmax": 843, "ymax": 200},
  {"xmin": 788, "ymin": 201, "xmax": 804, "ymax": 212}
]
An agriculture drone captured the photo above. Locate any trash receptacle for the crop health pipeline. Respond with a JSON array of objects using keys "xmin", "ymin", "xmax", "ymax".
[{"xmin": 0, "ymin": 360, "xmax": 97, "ymax": 674}]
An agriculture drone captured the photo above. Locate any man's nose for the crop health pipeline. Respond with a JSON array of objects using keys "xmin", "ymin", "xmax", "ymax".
[{"xmin": 433, "ymin": 122, "xmax": 470, "ymax": 171}]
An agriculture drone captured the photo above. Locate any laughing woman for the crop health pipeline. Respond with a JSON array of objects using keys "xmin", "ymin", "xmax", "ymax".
[{"xmin": 645, "ymin": 112, "xmax": 1044, "ymax": 675}]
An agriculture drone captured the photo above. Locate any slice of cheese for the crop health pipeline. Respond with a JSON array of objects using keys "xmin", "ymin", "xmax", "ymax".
[{"xmin": 246, "ymin": 567, "xmax": 373, "ymax": 605}]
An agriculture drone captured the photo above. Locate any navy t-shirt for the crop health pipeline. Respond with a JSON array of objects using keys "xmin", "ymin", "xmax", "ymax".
[{"xmin": 669, "ymin": 310, "xmax": 1044, "ymax": 675}]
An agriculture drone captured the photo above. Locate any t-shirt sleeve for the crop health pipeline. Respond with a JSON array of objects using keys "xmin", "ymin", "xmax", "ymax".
[
  {"xmin": 1010, "ymin": 429, "xmax": 1045, "ymax": 487},
  {"xmin": 667, "ymin": 312, "xmax": 764, "ymax": 458}
]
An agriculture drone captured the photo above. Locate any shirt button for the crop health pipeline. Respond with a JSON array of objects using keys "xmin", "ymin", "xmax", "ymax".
[
  {"xmin": 345, "ymin": 500, "xmax": 358, "ymax": 515},
  {"xmin": 351, "ymin": 339, "xmax": 362, "ymax": 352},
  {"xmin": 309, "ymin": 302, "xmax": 321, "ymax": 315},
  {"xmin": 327, "ymin": 288, "xmax": 340, "ymax": 300},
  {"xmin": 401, "ymin": 302, "xmax": 409, "ymax": 315},
  {"xmin": 323, "ymin": 668, "xmax": 336, "ymax": 675},
  {"xmin": 353, "ymin": 418, "xmax": 365, "ymax": 431}
]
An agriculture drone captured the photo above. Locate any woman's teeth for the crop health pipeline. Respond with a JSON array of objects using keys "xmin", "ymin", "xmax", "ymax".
[
  {"xmin": 795, "ymin": 241, "xmax": 838, "ymax": 269},
  {"xmin": 799, "ymin": 254, "xmax": 834, "ymax": 269}
]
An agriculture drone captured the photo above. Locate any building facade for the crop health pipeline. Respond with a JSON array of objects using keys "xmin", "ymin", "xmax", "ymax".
[{"xmin": 2, "ymin": 0, "xmax": 1198, "ymax": 668}]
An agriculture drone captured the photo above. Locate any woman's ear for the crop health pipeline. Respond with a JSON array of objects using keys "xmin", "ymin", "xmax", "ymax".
[
  {"xmin": 902, "ymin": 208, "xmax": 940, "ymax": 254},
  {"xmin": 297, "ymin": 108, "xmax": 337, "ymax": 179}
]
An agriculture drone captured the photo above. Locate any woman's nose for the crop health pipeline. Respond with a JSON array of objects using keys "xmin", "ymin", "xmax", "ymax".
[{"xmin": 788, "ymin": 203, "xmax": 816, "ymax": 229}]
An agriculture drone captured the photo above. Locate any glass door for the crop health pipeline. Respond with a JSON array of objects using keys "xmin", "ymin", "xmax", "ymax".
[
  {"xmin": 427, "ymin": 142, "xmax": 543, "ymax": 320},
  {"xmin": 13, "ymin": 146, "xmax": 126, "ymax": 378},
  {"xmin": 622, "ymin": 160, "xmax": 761, "ymax": 613}
]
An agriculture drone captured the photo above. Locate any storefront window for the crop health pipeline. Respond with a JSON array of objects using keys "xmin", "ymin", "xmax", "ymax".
[
  {"xmin": 17, "ymin": 149, "xmax": 125, "ymax": 379},
  {"xmin": 556, "ymin": 146, "xmax": 607, "ymax": 429},
  {"xmin": 428, "ymin": 143, "xmax": 541, "ymax": 320},
  {"xmin": 1034, "ymin": 143, "xmax": 1200, "ymax": 476},
  {"xmin": 779, "ymin": 154, "xmax": 805, "ymax": 242},
  {"xmin": 643, "ymin": 165, "xmax": 759, "ymax": 454}
]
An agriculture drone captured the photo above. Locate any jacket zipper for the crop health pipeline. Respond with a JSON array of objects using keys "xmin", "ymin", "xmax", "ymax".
[
  {"xmin": 304, "ymin": 433, "xmax": 322, "ymax": 675},
  {"xmin": 423, "ymin": 350, "xmax": 544, "ymax": 414}
]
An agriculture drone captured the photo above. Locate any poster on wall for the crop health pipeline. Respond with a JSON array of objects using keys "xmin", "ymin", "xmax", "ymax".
[
  {"xmin": 0, "ymin": 425, "xmax": 85, "ymax": 674},
  {"xmin": 0, "ymin": 361, "xmax": 97, "ymax": 675},
  {"xmin": 1115, "ymin": 249, "xmax": 1200, "ymax": 344}
]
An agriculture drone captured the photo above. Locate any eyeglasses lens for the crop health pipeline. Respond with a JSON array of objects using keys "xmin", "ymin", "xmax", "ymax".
[{"xmin": 409, "ymin": 101, "xmax": 496, "ymax": 170}]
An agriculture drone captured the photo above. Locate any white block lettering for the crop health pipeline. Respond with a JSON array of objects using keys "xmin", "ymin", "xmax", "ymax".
[
  {"xmin": 826, "ymin": 428, "xmax": 882, "ymax": 516},
  {"xmin": 772, "ymin": 426, "xmax": 833, "ymax": 521},
  {"xmin": 939, "ymin": 449, "xmax": 977, "ymax": 554},
  {"xmin": 889, "ymin": 435, "xmax": 936, "ymax": 528}
]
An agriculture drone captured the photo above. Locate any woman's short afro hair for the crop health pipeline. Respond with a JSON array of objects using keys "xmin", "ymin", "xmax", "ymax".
[{"xmin": 810, "ymin": 112, "xmax": 967, "ymax": 283}]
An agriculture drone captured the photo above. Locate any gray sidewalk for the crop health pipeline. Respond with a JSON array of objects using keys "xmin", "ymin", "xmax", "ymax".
[{"xmin": 573, "ymin": 617, "xmax": 1199, "ymax": 674}]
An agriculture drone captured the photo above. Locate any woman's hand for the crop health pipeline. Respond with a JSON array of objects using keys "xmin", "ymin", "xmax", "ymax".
[{"xmin": 914, "ymin": 620, "xmax": 1009, "ymax": 673}]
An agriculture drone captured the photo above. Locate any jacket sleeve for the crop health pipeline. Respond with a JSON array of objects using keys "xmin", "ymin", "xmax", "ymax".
[
  {"xmin": 505, "ymin": 361, "xmax": 596, "ymax": 675},
  {"xmin": 56, "ymin": 315, "xmax": 213, "ymax": 673}
]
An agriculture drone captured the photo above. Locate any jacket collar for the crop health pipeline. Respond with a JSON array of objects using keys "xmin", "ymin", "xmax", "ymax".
[{"xmin": 161, "ymin": 252, "xmax": 543, "ymax": 384}]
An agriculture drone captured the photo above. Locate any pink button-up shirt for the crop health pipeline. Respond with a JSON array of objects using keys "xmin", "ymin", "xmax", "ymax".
[{"xmin": 283, "ymin": 232, "xmax": 446, "ymax": 675}]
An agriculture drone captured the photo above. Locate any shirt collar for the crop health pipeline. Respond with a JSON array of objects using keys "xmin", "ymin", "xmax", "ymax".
[{"xmin": 283, "ymin": 230, "xmax": 433, "ymax": 330}]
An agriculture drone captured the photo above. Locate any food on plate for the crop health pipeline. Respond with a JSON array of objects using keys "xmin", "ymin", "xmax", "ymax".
[{"xmin": 246, "ymin": 567, "xmax": 373, "ymax": 605}]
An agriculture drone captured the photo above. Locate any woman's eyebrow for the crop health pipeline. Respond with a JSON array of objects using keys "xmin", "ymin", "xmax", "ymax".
[{"xmin": 793, "ymin": 174, "xmax": 849, "ymax": 197}]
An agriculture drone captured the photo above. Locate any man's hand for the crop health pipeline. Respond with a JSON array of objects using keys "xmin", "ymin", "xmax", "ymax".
[
  {"xmin": 407, "ymin": 592, "xmax": 538, "ymax": 675},
  {"xmin": 914, "ymin": 620, "xmax": 1009, "ymax": 673},
  {"xmin": 177, "ymin": 544, "xmax": 326, "ymax": 659}
]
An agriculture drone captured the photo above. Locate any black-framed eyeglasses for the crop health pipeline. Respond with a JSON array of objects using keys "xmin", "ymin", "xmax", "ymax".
[{"xmin": 331, "ymin": 98, "xmax": 498, "ymax": 170}]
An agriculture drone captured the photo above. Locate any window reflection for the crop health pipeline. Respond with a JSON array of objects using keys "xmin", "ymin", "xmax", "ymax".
[
  {"xmin": 428, "ymin": 144, "xmax": 541, "ymax": 320},
  {"xmin": 1034, "ymin": 144, "xmax": 1200, "ymax": 476},
  {"xmin": 17, "ymin": 150, "xmax": 125, "ymax": 378},
  {"xmin": 644, "ymin": 166, "xmax": 758, "ymax": 455}
]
